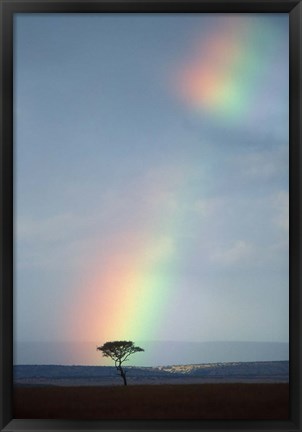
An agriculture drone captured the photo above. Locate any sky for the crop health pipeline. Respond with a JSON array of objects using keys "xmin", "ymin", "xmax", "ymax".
[{"xmin": 14, "ymin": 13, "xmax": 289, "ymax": 366}]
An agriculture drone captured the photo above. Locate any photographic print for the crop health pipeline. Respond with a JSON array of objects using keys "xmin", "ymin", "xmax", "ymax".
[
  {"xmin": 12, "ymin": 10, "xmax": 290, "ymax": 422},
  {"xmin": 0, "ymin": 0, "xmax": 302, "ymax": 432}
]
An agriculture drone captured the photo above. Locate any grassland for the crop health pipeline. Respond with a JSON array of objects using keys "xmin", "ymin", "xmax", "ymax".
[{"xmin": 14, "ymin": 383, "xmax": 289, "ymax": 420}]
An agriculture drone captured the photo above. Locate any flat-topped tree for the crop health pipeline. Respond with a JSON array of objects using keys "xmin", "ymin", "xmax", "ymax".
[{"xmin": 97, "ymin": 341, "xmax": 144, "ymax": 386}]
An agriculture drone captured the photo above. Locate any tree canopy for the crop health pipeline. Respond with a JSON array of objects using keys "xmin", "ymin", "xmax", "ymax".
[{"xmin": 97, "ymin": 341, "xmax": 144, "ymax": 385}]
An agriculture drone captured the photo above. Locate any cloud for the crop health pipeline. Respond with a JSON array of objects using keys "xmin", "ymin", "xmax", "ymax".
[
  {"xmin": 16, "ymin": 212, "xmax": 102, "ymax": 270},
  {"xmin": 210, "ymin": 240, "xmax": 253, "ymax": 266},
  {"xmin": 16, "ymin": 213, "xmax": 92, "ymax": 242},
  {"xmin": 144, "ymin": 236, "xmax": 176, "ymax": 264},
  {"xmin": 193, "ymin": 197, "xmax": 225, "ymax": 218},
  {"xmin": 232, "ymin": 146, "xmax": 288, "ymax": 181}
]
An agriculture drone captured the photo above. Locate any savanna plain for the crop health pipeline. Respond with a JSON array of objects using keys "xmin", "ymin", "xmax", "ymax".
[{"xmin": 14, "ymin": 383, "xmax": 289, "ymax": 420}]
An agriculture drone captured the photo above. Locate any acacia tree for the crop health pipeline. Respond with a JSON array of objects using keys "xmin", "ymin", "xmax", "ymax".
[{"xmin": 97, "ymin": 341, "xmax": 144, "ymax": 386}]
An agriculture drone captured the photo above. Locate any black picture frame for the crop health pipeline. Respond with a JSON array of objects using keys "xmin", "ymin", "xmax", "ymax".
[{"xmin": 0, "ymin": 0, "xmax": 301, "ymax": 431}]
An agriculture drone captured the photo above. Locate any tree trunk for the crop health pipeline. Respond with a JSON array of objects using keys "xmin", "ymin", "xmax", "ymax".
[
  {"xmin": 121, "ymin": 369, "xmax": 127, "ymax": 386},
  {"xmin": 117, "ymin": 364, "xmax": 127, "ymax": 386}
]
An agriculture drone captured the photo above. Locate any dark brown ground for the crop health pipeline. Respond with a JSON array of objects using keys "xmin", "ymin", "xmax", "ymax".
[{"xmin": 14, "ymin": 383, "xmax": 289, "ymax": 420}]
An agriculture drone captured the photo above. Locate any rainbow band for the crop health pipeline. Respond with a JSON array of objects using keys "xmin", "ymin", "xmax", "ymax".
[
  {"xmin": 175, "ymin": 17, "xmax": 282, "ymax": 125},
  {"xmin": 68, "ymin": 166, "xmax": 193, "ymax": 354}
]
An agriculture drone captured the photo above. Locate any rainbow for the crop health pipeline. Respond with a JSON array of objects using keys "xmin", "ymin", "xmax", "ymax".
[
  {"xmin": 67, "ymin": 165, "xmax": 192, "ymax": 358},
  {"xmin": 174, "ymin": 16, "xmax": 285, "ymax": 126},
  {"xmin": 65, "ymin": 16, "xmax": 286, "ymax": 365}
]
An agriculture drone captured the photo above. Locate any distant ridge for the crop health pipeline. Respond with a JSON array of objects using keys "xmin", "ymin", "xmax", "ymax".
[
  {"xmin": 15, "ymin": 341, "xmax": 289, "ymax": 367},
  {"xmin": 14, "ymin": 361, "xmax": 289, "ymax": 386}
]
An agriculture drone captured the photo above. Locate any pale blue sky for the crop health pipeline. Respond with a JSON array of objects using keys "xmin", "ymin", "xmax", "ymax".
[{"xmin": 14, "ymin": 14, "xmax": 289, "ymax": 365}]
